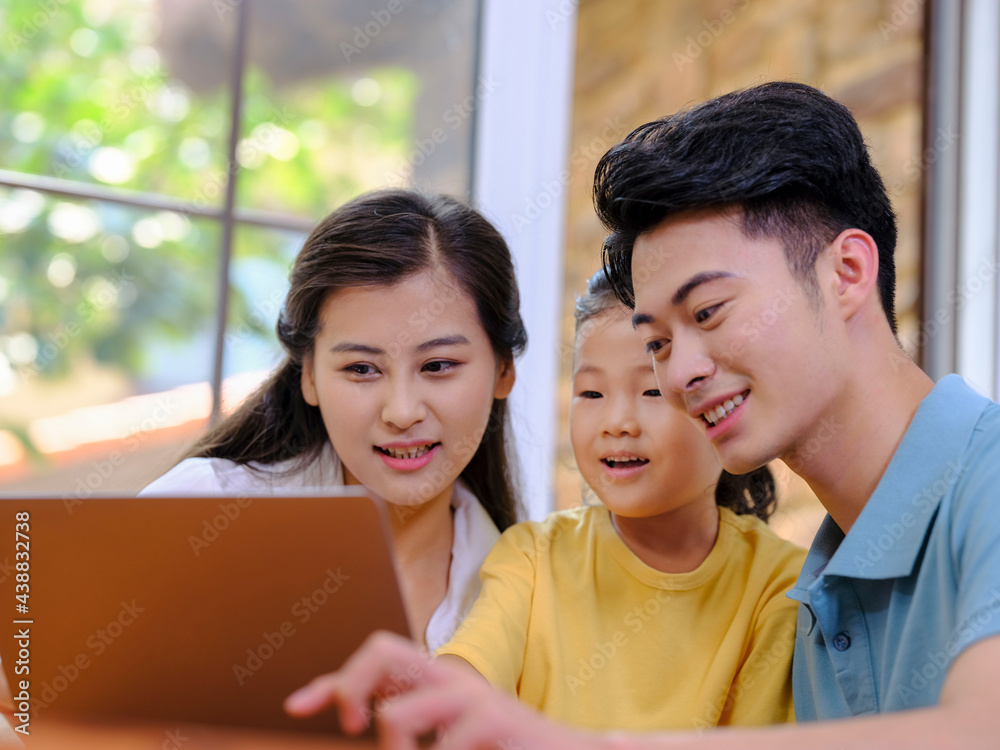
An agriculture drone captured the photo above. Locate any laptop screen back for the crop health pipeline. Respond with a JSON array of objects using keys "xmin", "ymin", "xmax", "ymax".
[{"xmin": 0, "ymin": 491, "xmax": 410, "ymax": 735}]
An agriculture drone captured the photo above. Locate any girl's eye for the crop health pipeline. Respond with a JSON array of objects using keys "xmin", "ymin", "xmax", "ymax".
[
  {"xmin": 422, "ymin": 360, "xmax": 458, "ymax": 374},
  {"xmin": 694, "ymin": 304, "xmax": 722, "ymax": 324},
  {"xmin": 345, "ymin": 363, "xmax": 378, "ymax": 376},
  {"xmin": 578, "ymin": 390, "xmax": 602, "ymax": 399},
  {"xmin": 643, "ymin": 389, "xmax": 662, "ymax": 398}
]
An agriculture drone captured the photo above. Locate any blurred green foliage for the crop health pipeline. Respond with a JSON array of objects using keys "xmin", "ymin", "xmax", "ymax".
[{"xmin": 0, "ymin": 0, "xmax": 415, "ymax": 406}]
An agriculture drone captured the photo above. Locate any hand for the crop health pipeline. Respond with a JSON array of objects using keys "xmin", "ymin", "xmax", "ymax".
[{"xmin": 284, "ymin": 630, "xmax": 604, "ymax": 749}]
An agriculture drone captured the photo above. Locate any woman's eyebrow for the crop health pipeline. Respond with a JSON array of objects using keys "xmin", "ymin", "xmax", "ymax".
[
  {"xmin": 330, "ymin": 342, "xmax": 383, "ymax": 355},
  {"xmin": 416, "ymin": 335, "xmax": 470, "ymax": 352}
]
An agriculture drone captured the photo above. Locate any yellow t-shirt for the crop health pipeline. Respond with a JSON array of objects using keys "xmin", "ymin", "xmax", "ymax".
[{"xmin": 437, "ymin": 505, "xmax": 807, "ymax": 731}]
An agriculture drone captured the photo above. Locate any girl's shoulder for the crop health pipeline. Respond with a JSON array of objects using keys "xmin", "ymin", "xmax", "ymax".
[
  {"xmin": 498, "ymin": 504, "xmax": 604, "ymax": 550},
  {"xmin": 718, "ymin": 507, "xmax": 808, "ymax": 572}
]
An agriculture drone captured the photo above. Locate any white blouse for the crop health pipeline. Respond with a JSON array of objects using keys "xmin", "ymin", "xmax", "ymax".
[{"xmin": 140, "ymin": 443, "xmax": 500, "ymax": 651}]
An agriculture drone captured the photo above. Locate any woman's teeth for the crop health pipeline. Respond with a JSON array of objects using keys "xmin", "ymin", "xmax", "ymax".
[
  {"xmin": 379, "ymin": 444, "xmax": 435, "ymax": 459},
  {"xmin": 703, "ymin": 393, "xmax": 744, "ymax": 426}
]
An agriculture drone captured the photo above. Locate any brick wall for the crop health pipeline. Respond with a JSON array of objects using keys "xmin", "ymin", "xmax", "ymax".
[{"xmin": 555, "ymin": 0, "xmax": 925, "ymax": 546}]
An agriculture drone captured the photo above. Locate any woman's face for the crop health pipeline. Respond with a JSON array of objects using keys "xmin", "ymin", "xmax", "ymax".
[{"xmin": 301, "ymin": 269, "xmax": 514, "ymax": 510}]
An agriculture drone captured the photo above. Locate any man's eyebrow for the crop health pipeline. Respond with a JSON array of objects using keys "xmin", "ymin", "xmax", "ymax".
[
  {"xmin": 670, "ymin": 271, "xmax": 738, "ymax": 307},
  {"xmin": 632, "ymin": 312, "xmax": 655, "ymax": 329}
]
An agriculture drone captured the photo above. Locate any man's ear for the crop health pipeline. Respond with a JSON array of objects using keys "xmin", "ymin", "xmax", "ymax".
[
  {"xmin": 493, "ymin": 358, "xmax": 516, "ymax": 400},
  {"xmin": 825, "ymin": 228, "xmax": 880, "ymax": 321},
  {"xmin": 300, "ymin": 354, "xmax": 319, "ymax": 406}
]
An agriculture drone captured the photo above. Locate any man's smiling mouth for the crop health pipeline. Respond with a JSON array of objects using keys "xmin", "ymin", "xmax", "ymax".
[{"xmin": 700, "ymin": 392, "xmax": 747, "ymax": 426}]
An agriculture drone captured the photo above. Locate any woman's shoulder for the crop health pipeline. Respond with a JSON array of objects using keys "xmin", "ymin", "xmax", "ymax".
[
  {"xmin": 139, "ymin": 456, "xmax": 267, "ymax": 495},
  {"xmin": 139, "ymin": 443, "xmax": 343, "ymax": 495}
]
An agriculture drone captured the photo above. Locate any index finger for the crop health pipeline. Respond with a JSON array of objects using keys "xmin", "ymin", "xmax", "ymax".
[{"xmin": 284, "ymin": 631, "xmax": 436, "ymax": 731}]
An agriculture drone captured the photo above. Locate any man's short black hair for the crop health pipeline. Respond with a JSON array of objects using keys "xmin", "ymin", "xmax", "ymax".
[{"xmin": 595, "ymin": 81, "xmax": 898, "ymax": 333}]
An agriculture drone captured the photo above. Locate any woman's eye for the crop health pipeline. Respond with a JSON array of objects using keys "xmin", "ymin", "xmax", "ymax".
[
  {"xmin": 423, "ymin": 360, "xmax": 458, "ymax": 374},
  {"xmin": 643, "ymin": 389, "xmax": 662, "ymax": 398},
  {"xmin": 578, "ymin": 390, "xmax": 602, "ymax": 399},
  {"xmin": 345, "ymin": 363, "xmax": 377, "ymax": 376}
]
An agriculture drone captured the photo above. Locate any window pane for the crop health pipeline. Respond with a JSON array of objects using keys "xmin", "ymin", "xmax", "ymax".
[
  {"xmin": 233, "ymin": 0, "xmax": 479, "ymax": 216},
  {"xmin": 0, "ymin": 0, "xmax": 235, "ymax": 205},
  {"xmin": 0, "ymin": 190, "xmax": 220, "ymax": 494},
  {"xmin": 222, "ymin": 224, "xmax": 306, "ymax": 391}
]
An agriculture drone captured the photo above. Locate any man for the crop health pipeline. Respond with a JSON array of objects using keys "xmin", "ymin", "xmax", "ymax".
[{"xmin": 283, "ymin": 82, "xmax": 1000, "ymax": 748}]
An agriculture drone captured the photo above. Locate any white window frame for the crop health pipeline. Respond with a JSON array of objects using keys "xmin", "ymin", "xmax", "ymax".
[
  {"xmin": 473, "ymin": 0, "xmax": 577, "ymax": 519},
  {"xmin": 925, "ymin": 0, "xmax": 1000, "ymax": 398}
]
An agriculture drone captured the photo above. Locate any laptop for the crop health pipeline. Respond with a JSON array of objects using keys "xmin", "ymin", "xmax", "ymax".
[{"xmin": 0, "ymin": 490, "xmax": 411, "ymax": 736}]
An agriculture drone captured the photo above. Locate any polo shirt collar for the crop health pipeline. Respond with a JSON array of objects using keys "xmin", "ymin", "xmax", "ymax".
[{"xmin": 791, "ymin": 375, "xmax": 989, "ymax": 597}]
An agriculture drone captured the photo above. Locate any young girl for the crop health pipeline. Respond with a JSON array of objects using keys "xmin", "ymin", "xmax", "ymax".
[
  {"xmin": 434, "ymin": 269, "xmax": 806, "ymax": 730},
  {"xmin": 141, "ymin": 189, "xmax": 526, "ymax": 651}
]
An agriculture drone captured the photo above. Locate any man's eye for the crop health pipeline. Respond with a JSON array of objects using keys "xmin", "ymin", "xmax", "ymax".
[
  {"xmin": 643, "ymin": 389, "xmax": 662, "ymax": 398},
  {"xmin": 645, "ymin": 340, "xmax": 669, "ymax": 357},
  {"xmin": 694, "ymin": 304, "xmax": 721, "ymax": 323}
]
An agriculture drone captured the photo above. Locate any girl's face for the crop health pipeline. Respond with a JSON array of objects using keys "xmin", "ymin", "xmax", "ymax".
[
  {"xmin": 301, "ymin": 269, "xmax": 514, "ymax": 509},
  {"xmin": 570, "ymin": 307, "xmax": 721, "ymax": 518}
]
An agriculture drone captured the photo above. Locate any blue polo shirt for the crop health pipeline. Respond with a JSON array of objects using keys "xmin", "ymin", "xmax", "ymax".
[{"xmin": 790, "ymin": 375, "xmax": 1000, "ymax": 720}]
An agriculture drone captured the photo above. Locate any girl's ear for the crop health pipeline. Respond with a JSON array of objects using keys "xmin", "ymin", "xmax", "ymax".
[
  {"xmin": 493, "ymin": 358, "xmax": 516, "ymax": 400},
  {"xmin": 300, "ymin": 354, "xmax": 319, "ymax": 406}
]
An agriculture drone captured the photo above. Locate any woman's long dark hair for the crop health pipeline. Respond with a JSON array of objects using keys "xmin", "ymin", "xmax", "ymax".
[
  {"xmin": 574, "ymin": 269, "xmax": 776, "ymax": 522},
  {"xmin": 186, "ymin": 190, "xmax": 527, "ymax": 531}
]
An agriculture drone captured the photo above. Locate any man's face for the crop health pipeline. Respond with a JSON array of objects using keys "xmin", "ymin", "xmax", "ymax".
[{"xmin": 631, "ymin": 209, "xmax": 847, "ymax": 475}]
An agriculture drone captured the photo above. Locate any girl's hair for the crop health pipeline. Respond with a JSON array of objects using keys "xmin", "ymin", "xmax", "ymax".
[
  {"xmin": 186, "ymin": 189, "xmax": 527, "ymax": 532},
  {"xmin": 573, "ymin": 268, "xmax": 776, "ymax": 523}
]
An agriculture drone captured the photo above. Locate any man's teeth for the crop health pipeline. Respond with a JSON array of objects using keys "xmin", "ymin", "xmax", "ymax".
[
  {"xmin": 703, "ymin": 394, "xmax": 744, "ymax": 426},
  {"xmin": 382, "ymin": 444, "xmax": 434, "ymax": 459}
]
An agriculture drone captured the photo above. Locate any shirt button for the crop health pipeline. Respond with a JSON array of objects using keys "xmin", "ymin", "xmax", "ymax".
[{"xmin": 832, "ymin": 632, "xmax": 851, "ymax": 651}]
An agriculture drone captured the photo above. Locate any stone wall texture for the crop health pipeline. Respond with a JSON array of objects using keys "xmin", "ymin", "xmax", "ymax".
[{"xmin": 555, "ymin": 0, "xmax": 925, "ymax": 546}]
